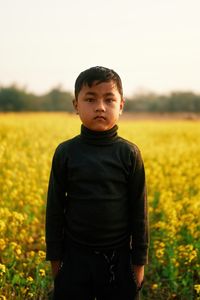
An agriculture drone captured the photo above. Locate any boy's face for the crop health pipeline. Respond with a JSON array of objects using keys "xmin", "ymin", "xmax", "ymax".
[{"xmin": 73, "ymin": 80, "xmax": 125, "ymax": 131}]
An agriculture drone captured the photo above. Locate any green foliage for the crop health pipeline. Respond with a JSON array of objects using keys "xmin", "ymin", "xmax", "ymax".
[
  {"xmin": 124, "ymin": 91, "xmax": 200, "ymax": 113},
  {"xmin": 0, "ymin": 85, "xmax": 73, "ymax": 112},
  {"xmin": 0, "ymin": 85, "xmax": 30, "ymax": 111},
  {"xmin": 1, "ymin": 84, "xmax": 200, "ymax": 112}
]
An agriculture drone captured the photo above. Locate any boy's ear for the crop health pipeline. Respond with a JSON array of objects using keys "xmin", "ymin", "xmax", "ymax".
[
  {"xmin": 120, "ymin": 98, "xmax": 125, "ymax": 114},
  {"xmin": 73, "ymin": 99, "xmax": 78, "ymax": 113}
]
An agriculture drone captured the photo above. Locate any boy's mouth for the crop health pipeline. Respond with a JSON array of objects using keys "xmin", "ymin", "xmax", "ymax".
[{"xmin": 94, "ymin": 116, "xmax": 106, "ymax": 120}]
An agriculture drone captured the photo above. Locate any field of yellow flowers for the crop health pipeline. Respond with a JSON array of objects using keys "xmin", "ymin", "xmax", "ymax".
[{"xmin": 0, "ymin": 113, "xmax": 199, "ymax": 300}]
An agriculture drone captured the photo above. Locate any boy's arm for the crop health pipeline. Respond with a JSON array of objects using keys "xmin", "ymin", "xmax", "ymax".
[
  {"xmin": 132, "ymin": 265, "xmax": 144, "ymax": 289},
  {"xmin": 45, "ymin": 145, "xmax": 67, "ymax": 262},
  {"xmin": 51, "ymin": 260, "xmax": 62, "ymax": 279},
  {"xmin": 128, "ymin": 146, "xmax": 149, "ymax": 271}
]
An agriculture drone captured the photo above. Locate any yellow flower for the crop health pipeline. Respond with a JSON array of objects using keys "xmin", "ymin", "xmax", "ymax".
[
  {"xmin": 0, "ymin": 239, "xmax": 6, "ymax": 251},
  {"xmin": 1, "ymin": 113, "xmax": 200, "ymax": 298},
  {"xmin": 39, "ymin": 269, "xmax": 46, "ymax": 277},
  {"xmin": 28, "ymin": 237, "xmax": 34, "ymax": 244},
  {"xmin": 10, "ymin": 242, "xmax": 17, "ymax": 249},
  {"xmin": 38, "ymin": 250, "xmax": 45, "ymax": 260},
  {"xmin": 16, "ymin": 247, "xmax": 22, "ymax": 256},
  {"xmin": 12, "ymin": 211, "xmax": 25, "ymax": 224},
  {"xmin": 0, "ymin": 264, "xmax": 6, "ymax": 274},
  {"xmin": 27, "ymin": 276, "xmax": 34, "ymax": 283},
  {"xmin": 156, "ymin": 248, "xmax": 164, "ymax": 258},
  {"xmin": 0, "ymin": 221, "xmax": 6, "ymax": 232},
  {"xmin": 27, "ymin": 251, "xmax": 35, "ymax": 258},
  {"xmin": 21, "ymin": 287, "xmax": 29, "ymax": 294},
  {"xmin": 152, "ymin": 283, "xmax": 158, "ymax": 290},
  {"xmin": 27, "ymin": 292, "xmax": 34, "ymax": 298},
  {"xmin": 194, "ymin": 284, "xmax": 200, "ymax": 294},
  {"xmin": 40, "ymin": 236, "xmax": 45, "ymax": 243}
]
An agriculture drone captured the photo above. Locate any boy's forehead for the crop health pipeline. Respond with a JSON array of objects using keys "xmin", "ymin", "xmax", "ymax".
[{"xmin": 81, "ymin": 80, "xmax": 118, "ymax": 94}]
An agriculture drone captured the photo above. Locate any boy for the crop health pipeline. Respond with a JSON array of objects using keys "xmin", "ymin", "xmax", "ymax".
[{"xmin": 45, "ymin": 66, "xmax": 149, "ymax": 300}]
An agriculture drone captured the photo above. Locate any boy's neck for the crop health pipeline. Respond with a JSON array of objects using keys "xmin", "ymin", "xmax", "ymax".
[{"xmin": 80, "ymin": 124, "xmax": 118, "ymax": 145}]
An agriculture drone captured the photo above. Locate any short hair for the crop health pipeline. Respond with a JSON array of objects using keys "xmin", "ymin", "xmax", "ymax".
[{"xmin": 74, "ymin": 66, "xmax": 123, "ymax": 99}]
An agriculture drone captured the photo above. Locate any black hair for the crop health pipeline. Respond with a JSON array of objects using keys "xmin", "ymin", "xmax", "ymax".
[{"xmin": 74, "ymin": 66, "xmax": 123, "ymax": 99}]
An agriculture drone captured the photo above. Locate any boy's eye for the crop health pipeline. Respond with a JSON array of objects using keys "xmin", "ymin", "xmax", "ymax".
[
  {"xmin": 106, "ymin": 98, "xmax": 115, "ymax": 103},
  {"xmin": 85, "ymin": 98, "xmax": 95, "ymax": 102}
]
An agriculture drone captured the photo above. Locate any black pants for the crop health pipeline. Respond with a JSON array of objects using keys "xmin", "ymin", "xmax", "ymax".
[{"xmin": 53, "ymin": 242, "xmax": 140, "ymax": 300}]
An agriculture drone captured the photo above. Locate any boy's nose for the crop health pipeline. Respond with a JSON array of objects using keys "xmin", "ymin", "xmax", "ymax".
[{"xmin": 95, "ymin": 100, "xmax": 105, "ymax": 112}]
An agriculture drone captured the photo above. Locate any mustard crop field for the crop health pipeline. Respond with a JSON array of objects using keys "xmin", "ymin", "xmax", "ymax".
[{"xmin": 0, "ymin": 113, "xmax": 200, "ymax": 300}]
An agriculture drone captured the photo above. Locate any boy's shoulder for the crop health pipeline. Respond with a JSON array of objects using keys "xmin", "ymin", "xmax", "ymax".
[
  {"xmin": 117, "ymin": 135, "xmax": 141, "ymax": 155},
  {"xmin": 54, "ymin": 134, "xmax": 81, "ymax": 157},
  {"xmin": 116, "ymin": 136, "xmax": 144, "ymax": 166}
]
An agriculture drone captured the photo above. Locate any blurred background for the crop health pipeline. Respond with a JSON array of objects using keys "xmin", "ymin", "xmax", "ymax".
[{"xmin": 0, "ymin": 0, "xmax": 200, "ymax": 114}]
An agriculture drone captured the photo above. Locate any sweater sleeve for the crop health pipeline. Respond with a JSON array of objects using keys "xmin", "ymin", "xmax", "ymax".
[
  {"xmin": 45, "ymin": 144, "xmax": 67, "ymax": 261},
  {"xmin": 128, "ymin": 146, "xmax": 149, "ymax": 265}
]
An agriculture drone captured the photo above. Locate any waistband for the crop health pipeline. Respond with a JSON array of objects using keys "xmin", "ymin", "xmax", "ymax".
[{"xmin": 64, "ymin": 235, "xmax": 130, "ymax": 256}]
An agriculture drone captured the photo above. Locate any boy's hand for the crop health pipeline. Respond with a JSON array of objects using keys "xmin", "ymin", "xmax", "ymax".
[
  {"xmin": 132, "ymin": 265, "xmax": 144, "ymax": 289},
  {"xmin": 51, "ymin": 260, "xmax": 62, "ymax": 279}
]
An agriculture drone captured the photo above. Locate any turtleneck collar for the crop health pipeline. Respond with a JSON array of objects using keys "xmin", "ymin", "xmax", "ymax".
[{"xmin": 80, "ymin": 124, "xmax": 118, "ymax": 145}]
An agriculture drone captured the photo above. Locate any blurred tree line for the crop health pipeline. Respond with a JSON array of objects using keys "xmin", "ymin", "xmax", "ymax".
[
  {"xmin": 125, "ymin": 91, "xmax": 200, "ymax": 112},
  {"xmin": 0, "ymin": 84, "xmax": 200, "ymax": 112},
  {"xmin": 0, "ymin": 85, "xmax": 74, "ymax": 112}
]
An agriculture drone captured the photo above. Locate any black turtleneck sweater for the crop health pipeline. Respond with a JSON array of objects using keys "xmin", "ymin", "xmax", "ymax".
[{"xmin": 45, "ymin": 125, "xmax": 149, "ymax": 265}]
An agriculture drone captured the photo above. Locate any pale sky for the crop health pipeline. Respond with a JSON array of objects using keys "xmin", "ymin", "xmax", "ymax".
[{"xmin": 0, "ymin": 0, "xmax": 199, "ymax": 97}]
